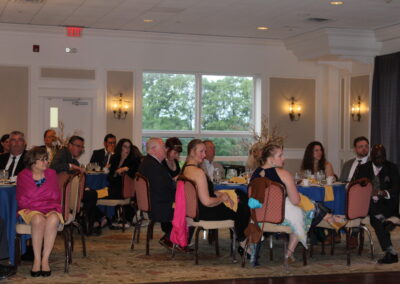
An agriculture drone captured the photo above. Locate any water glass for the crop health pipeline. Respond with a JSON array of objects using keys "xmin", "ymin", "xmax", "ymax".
[
  {"xmin": 213, "ymin": 168, "xmax": 222, "ymax": 183},
  {"xmin": 0, "ymin": 170, "xmax": 8, "ymax": 182}
]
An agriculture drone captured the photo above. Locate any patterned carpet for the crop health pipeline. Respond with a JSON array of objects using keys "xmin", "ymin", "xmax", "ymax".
[{"xmin": 4, "ymin": 224, "xmax": 400, "ymax": 283}]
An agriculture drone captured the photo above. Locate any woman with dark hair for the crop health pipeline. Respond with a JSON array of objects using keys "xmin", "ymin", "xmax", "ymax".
[
  {"xmin": 162, "ymin": 137, "xmax": 182, "ymax": 178},
  {"xmin": 0, "ymin": 134, "xmax": 10, "ymax": 154},
  {"xmin": 301, "ymin": 141, "xmax": 335, "ymax": 177},
  {"xmin": 16, "ymin": 147, "xmax": 63, "ymax": 277},
  {"xmin": 107, "ymin": 138, "xmax": 141, "ymax": 199},
  {"xmin": 181, "ymin": 139, "xmax": 250, "ymax": 253}
]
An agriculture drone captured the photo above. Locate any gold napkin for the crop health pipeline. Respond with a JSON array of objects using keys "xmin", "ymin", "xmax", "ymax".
[
  {"xmin": 298, "ymin": 194, "xmax": 315, "ymax": 211},
  {"xmin": 218, "ymin": 190, "xmax": 238, "ymax": 212},
  {"xmin": 324, "ymin": 185, "xmax": 334, "ymax": 202},
  {"xmin": 229, "ymin": 176, "xmax": 247, "ymax": 184},
  {"xmin": 96, "ymin": 187, "xmax": 109, "ymax": 199}
]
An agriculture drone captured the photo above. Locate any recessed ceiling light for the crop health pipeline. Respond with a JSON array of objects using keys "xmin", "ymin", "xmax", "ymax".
[
  {"xmin": 257, "ymin": 26, "xmax": 269, "ymax": 30},
  {"xmin": 330, "ymin": 1, "xmax": 344, "ymax": 5},
  {"xmin": 143, "ymin": 19, "xmax": 154, "ymax": 23}
]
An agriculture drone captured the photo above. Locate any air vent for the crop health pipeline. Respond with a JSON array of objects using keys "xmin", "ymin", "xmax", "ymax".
[
  {"xmin": 307, "ymin": 17, "xmax": 331, "ymax": 23},
  {"xmin": 12, "ymin": 0, "xmax": 46, "ymax": 4}
]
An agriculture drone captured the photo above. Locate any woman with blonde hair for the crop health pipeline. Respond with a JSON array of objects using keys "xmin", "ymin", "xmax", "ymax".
[{"xmin": 246, "ymin": 142, "xmax": 264, "ymax": 172}]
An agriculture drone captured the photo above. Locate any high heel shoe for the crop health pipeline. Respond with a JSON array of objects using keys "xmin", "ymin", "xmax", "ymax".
[
  {"xmin": 328, "ymin": 219, "xmax": 348, "ymax": 232},
  {"xmin": 311, "ymin": 202, "xmax": 332, "ymax": 229},
  {"xmin": 41, "ymin": 270, "xmax": 51, "ymax": 277},
  {"xmin": 30, "ymin": 270, "xmax": 41, "ymax": 277}
]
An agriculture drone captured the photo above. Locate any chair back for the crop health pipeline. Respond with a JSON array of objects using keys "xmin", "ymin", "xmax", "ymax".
[
  {"xmin": 57, "ymin": 172, "xmax": 72, "ymax": 193},
  {"xmin": 62, "ymin": 173, "xmax": 82, "ymax": 224},
  {"xmin": 248, "ymin": 178, "xmax": 286, "ymax": 224},
  {"xmin": 177, "ymin": 175, "xmax": 198, "ymax": 219},
  {"xmin": 346, "ymin": 178, "xmax": 372, "ymax": 220},
  {"xmin": 122, "ymin": 174, "xmax": 136, "ymax": 199},
  {"xmin": 133, "ymin": 173, "xmax": 150, "ymax": 212}
]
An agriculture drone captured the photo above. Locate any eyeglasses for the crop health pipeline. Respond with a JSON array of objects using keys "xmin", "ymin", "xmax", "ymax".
[{"xmin": 71, "ymin": 143, "xmax": 85, "ymax": 149}]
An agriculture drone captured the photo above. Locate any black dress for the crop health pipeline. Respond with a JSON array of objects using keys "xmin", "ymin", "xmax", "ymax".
[
  {"xmin": 185, "ymin": 164, "xmax": 249, "ymax": 241},
  {"xmin": 162, "ymin": 159, "xmax": 181, "ymax": 178},
  {"xmin": 251, "ymin": 167, "xmax": 284, "ymax": 185}
]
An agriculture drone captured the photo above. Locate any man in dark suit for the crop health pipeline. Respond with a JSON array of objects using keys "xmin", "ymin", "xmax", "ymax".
[
  {"xmin": 0, "ymin": 131, "xmax": 27, "ymax": 178},
  {"xmin": 138, "ymin": 137, "xmax": 175, "ymax": 249},
  {"xmin": 90, "ymin": 133, "xmax": 116, "ymax": 169},
  {"xmin": 50, "ymin": 136, "xmax": 99, "ymax": 235},
  {"xmin": 340, "ymin": 136, "xmax": 370, "ymax": 183},
  {"xmin": 356, "ymin": 144, "xmax": 400, "ymax": 264}
]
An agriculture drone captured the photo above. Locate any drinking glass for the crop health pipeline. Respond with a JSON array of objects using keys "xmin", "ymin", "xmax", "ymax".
[{"xmin": 213, "ymin": 168, "xmax": 222, "ymax": 183}]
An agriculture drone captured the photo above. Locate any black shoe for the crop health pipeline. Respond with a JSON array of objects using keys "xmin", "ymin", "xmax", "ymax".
[
  {"xmin": 41, "ymin": 270, "xmax": 51, "ymax": 277},
  {"xmin": 92, "ymin": 226, "xmax": 102, "ymax": 236},
  {"xmin": 0, "ymin": 265, "xmax": 16, "ymax": 279},
  {"xmin": 30, "ymin": 270, "xmax": 41, "ymax": 277},
  {"xmin": 377, "ymin": 252, "xmax": 398, "ymax": 264},
  {"xmin": 383, "ymin": 221, "xmax": 397, "ymax": 232}
]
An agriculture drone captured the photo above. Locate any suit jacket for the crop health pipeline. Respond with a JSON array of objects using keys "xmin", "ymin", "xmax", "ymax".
[
  {"xmin": 50, "ymin": 147, "xmax": 79, "ymax": 174},
  {"xmin": 90, "ymin": 148, "xmax": 113, "ymax": 168},
  {"xmin": 356, "ymin": 161, "xmax": 400, "ymax": 217},
  {"xmin": 339, "ymin": 158, "xmax": 356, "ymax": 182},
  {"xmin": 138, "ymin": 155, "xmax": 175, "ymax": 222},
  {"xmin": 0, "ymin": 151, "xmax": 27, "ymax": 177}
]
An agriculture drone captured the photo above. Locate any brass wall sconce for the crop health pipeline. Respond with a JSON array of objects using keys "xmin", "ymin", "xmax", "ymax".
[
  {"xmin": 351, "ymin": 96, "xmax": 361, "ymax": 122},
  {"xmin": 289, "ymin": 97, "xmax": 301, "ymax": 121},
  {"xmin": 112, "ymin": 93, "xmax": 129, "ymax": 120}
]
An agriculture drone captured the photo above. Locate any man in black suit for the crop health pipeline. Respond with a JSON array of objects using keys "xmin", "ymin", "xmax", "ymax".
[
  {"xmin": 340, "ymin": 136, "xmax": 370, "ymax": 183},
  {"xmin": 90, "ymin": 133, "xmax": 116, "ymax": 169},
  {"xmin": 138, "ymin": 137, "xmax": 175, "ymax": 249},
  {"xmin": 0, "ymin": 131, "xmax": 27, "ymax": 178},
  {"xmin": 50, "ymin": 136, "xmax": 99, "ymax": 235},
  {"xmin": 356, "ymin": 144, "xmax": 400, "ymax": 264}
]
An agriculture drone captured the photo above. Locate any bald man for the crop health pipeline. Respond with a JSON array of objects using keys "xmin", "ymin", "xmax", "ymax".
[
  {"xmin": 138, "ymin": 138, "xmax": 176, "ymax": 249},
  {"xmin": 356, "ymin": 144, "xmax": 400, "ymax": 264}
]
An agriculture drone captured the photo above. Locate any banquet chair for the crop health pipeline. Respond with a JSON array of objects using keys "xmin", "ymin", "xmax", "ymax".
[
  {"xmin": 242, "ymin": 178, "xmax": 307, "ymax": 268},
  {"xmin": 316, "ymin": 178, "xmax": 373, "ymax": 265},
  {"xmin": 15, "ymin": 173, "xmax": 87, "ymax": 273},
  {"xmin": 175, "ymin": 175, "xmax": 237, "ymax": 265},
  {"xmin": 96, "ymin": 173, "xmax": 136, "ymax": 232}
]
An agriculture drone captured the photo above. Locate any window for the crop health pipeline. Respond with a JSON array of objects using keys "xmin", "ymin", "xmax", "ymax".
[{"xmin": 142, "ymin": 72, "xmax": 255, "ymax": 160}]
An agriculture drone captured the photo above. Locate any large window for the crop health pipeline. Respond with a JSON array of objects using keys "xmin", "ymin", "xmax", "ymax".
[{"xmin": 142, "ymin": 72, "xmax": 255, "ymax": 159}]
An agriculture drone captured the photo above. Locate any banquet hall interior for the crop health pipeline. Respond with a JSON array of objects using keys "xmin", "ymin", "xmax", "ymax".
[{"xmin": 1, "ymin": 0, "xmax": 400, "ymax": 283}]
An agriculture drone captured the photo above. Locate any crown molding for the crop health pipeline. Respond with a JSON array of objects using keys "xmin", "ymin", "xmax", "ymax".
[
  {"xmin": 0, "ymin": 23, "xmax": 283, "ymax": 47},
  {"xmin": 375, "ymin": 23, "xmax": 400, "ymax": 41},
  {"xmin": 284, "ymin": 28, "xmax": 381, "ymax": 64}
]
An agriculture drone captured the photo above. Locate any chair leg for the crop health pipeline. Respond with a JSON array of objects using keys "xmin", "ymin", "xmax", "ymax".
[
  {"xmin": 131, "ymin": 220, "xmax": 140, "ymax": 250},
  {"xmin": 231, "ymin": 228, "xmax": 237, "ymax": 263},
  {"xmin": 171, "ymin": 244, "xmax": 177, "ymax": 259},
  {"xmin": 68, "ymin": 227, "xmax": 73, "ymax": 265},
  {"xmin": 15, "ymin": 235, "xmax": 21, "ymax": 266},
  {"xmin": 321, "ymin": 232, "xmax": 326, "ymax": 255},
  {"xmin": 358, "ymin": 226, "xmax": 365, "ymax": 256},
  {"xmin": 121, "ymin": 206, "xmax": 126, "ymax": 233},
  {"xmin": 79, "ymin": 224, "xmax": 87, "ymax": 257},
  {"xmin": 214, "ymin": 230, "xmax": 220, "ymax": 256},
  {"xmin": 346, "ymin": 228, "xmax": 351, "ymax": 266},
  {"xmin": 302, "ymin": 244, "xmax": 307, "ymax": 266},
  {"xmin": 146, "ymin": 221, "xmax": 155, "ymax": 255},
  {"xmin": 194, "ymin": 227, "xmax": 201, "ymax": 265},
  {"xmin": 269, "ymin": 235, "xmax": 274, "ymax": 261},
  {"xmin": 330, "ymin": 230, "xmax": 335, "ymax": 256},
  {"xmin": 63, "ymin": 228, "xmax": 70, "ymax": 273},
  {"xmin": 361, "ymin": 224, "xmax": 374, "ymax": 259}
]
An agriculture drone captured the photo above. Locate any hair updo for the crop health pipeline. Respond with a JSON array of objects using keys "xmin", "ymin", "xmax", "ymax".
[{"xmin": 260, "ymin": 144, "xmax": 282, "ymax": 164}]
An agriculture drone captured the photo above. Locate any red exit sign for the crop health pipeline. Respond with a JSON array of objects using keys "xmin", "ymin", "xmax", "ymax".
[{"xmin": 66, "ymin": 27, "xmax": 83, "ymax": 37}]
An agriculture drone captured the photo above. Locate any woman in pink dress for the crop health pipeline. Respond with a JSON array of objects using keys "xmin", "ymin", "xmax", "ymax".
[{"xmin": 16, "ymin": 147, "xmax": 63, "ymax": 277}]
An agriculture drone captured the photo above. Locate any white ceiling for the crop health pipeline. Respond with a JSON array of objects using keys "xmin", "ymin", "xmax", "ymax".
[{"xmin": 0, "ymin": 0, "xmax": 399, "ymax": 39}]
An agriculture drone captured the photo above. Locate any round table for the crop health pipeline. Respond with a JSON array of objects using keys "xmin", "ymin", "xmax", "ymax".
[{"xmin": 0, "ymin": 185, "xmax": 17, "ymax": 264}]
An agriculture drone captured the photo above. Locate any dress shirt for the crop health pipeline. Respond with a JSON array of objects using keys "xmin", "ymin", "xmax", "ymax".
[
  {"xmin": 348, "ymin": 155, "xmax": 369, "ymax": 182},
  {"xmin": 203, "ymin": 159, "xmax": 215, "ymax": 178},
  {"xmin": 104, "ymin": 149, "xmax": 113, "ymax": 165},
  {"xmin": 5, "ymin": 153, "xmax": 22, "ymax": 177}
]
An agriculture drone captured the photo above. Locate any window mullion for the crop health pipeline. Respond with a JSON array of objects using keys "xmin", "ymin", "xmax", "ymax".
[{"xmin": 195, "ymin": 73, "xmax": 202, "ymax": 135}]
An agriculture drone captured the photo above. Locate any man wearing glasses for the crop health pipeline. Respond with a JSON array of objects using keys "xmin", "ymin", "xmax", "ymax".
[
  {"xmin": 0, "ymin": 130, "xmax": 27, "ymax": 179},
  {"xmin": 50, "ymin": 136, "xmax": 99, "ymax": 235},
  {"xmin": 89, "ymin": 133, "xmax": 116, "ymax": 169}
]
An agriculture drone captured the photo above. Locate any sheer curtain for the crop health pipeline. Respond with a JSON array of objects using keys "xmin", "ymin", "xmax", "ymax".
[{"xmin": 371, "ymin": 51, "xmax": 400, "ymax": 166}]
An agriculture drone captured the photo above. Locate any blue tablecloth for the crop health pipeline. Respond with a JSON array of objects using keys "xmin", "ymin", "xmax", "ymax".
[
  {"xmin": 85, "ymin": 173, "xmax": 114, "ymax": 219},
  {"xmin": 0, "ymin": 185, "xmax": 17, "ymax": 264},
  {"xmin": 214, "ymin": 183, "xmax": 247, "ymax": 193},
  {"xmin": 297, "ymin": 184, "xmax": 346, "ymax": 215}
]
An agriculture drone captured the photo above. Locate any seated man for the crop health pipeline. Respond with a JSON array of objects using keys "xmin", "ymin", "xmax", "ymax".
[
  {"xmin": 138, "ymin": 138, "xmax": 175, "ymax": 248},
  {"xmin": 200, "ymin": 140, "xmax": 224, "ymax": 179},
  {"xmin": 90, "ymin": 133, "xmax": 116, "ymax": 169},
  {"xmin": 50, "ymin": 136, "xmax": 99, "ymax": 235},
  {"xmin": 0, "ymin": 217, "xmax": 16, "ymax": 279},
  {"xmin": 356, "ymin": 144, "xmax": 400, "ymax": 264},
  {"xmin": 0, "ymin": 131, "xmax": 27, "ymax": 179},
  {"xmin": 42, "ymin": 129, "xmax": 60, "ymax": 164}
]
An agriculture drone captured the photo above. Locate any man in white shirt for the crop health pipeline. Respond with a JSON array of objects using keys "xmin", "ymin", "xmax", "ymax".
[
  {"xmin": 0, "ymin": 131, "xmax": 27, "ymax": 178},
  {"xmin": 42, "ymin": 129, "xmax": 59, "ymax": 163},
  {"xmin": 200, "ymin": 140, "xmax": 225, "ymax": 180},
  {"xmin": 90, "ymin": 134, "xmax": 116, "ymax": 169},
  {"xmin": 340, "ymin": 136, "xmax": 370, "ymax": 183}
]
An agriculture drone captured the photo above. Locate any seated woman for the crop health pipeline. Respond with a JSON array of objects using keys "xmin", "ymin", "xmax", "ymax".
[
  {"xmin": 16, "ymin": 147, "xmax": 63, "ymax": 277},
  {"xmin": 182, "ymin": 139, "xmax": 250, "ymax": 251},
  {"xmin": 162, "ymin": 137, "xmax": 182, "ymax": 179},
  {"xmin": 301, "ymin": 141, "xmax": 335, "ymax": 177},
  {"xmin": 108, "ymin": 138, "xmax": 141, "ymax": 199},
  {"xmin": 251, "ymin": 144, "xmax": 345, "ymax": 263},
  {"xmin": 246, "ymin": 142, "xmax": 265, "ymax": 174}
]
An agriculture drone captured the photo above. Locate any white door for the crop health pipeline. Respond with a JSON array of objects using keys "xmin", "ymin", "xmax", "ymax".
[{"xmin": 44, "ymin": 97, "xmax": 92, "ymax": 164}]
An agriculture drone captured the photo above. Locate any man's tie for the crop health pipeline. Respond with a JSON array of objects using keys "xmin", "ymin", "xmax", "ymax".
[
  {"xmin": 8, "ymin": 156, "xmax": 16, "ymax": 177},
  {"xmin": 351, "ymin": 159, "xmax": 362, "ymax": 182}
]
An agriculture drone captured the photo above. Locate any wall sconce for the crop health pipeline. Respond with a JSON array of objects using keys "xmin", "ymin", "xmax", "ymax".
[
  {"xmin": 288, "ymin": 97, "xmax": 301, "ymax": 121},
  {"xmin": 351, "ymin": 96, "xmax": 361, "ymax": 122},
  {"xmin": 112, "ymin": 93, "xmax": 129, "ymax": 120}
]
